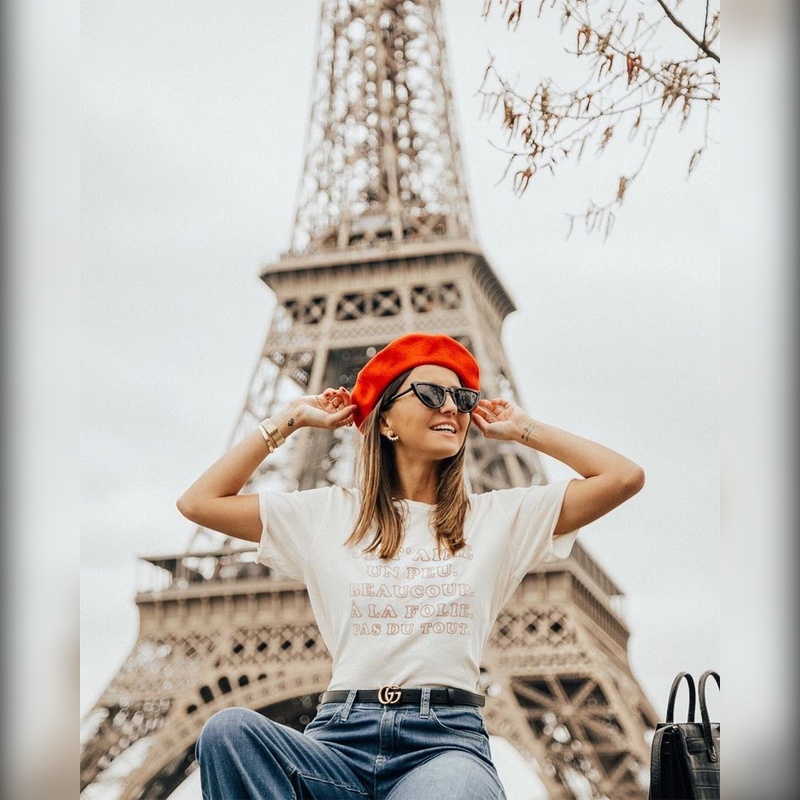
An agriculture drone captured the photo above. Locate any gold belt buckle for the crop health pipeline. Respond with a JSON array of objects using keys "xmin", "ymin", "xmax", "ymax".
[{"xmin": 377, "ymin": 684, "xmax": 402, "ymax": 705}]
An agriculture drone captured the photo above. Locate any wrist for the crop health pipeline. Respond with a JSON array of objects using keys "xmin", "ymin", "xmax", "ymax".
[
  {"xmin": 272, "ymin": 401, "xmax": 306, "ymax": 436},
  {"xmin": 258, "ymin": 402, "xmax": 304, "ymax": 452},
  {"xmin": 515, "ymin": 416, "xmax": 539, "ymax": 446}
]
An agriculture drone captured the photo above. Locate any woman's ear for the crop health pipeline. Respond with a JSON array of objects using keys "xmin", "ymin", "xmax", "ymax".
[{"xmin": 378, "ymin": 414, "xmax": 392, "ymax": 437}]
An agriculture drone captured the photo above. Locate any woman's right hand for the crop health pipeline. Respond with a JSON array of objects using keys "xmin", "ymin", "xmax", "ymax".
[{"xmin": 289, "ymin": 386, "xmax": 355, "ymax": 430}]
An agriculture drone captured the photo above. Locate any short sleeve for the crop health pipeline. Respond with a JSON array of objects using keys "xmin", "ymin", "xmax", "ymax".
[
  {"xmin": 505, "ymin": 478, "xmax": 580, "ymax": 582},
  {"xmin": 255, "ymin": 487, "xmax": 331, "ymax": 581}
]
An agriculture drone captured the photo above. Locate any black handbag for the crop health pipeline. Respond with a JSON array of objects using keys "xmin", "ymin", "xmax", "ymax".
[{"xmin": 649, "ymin": 670, "xmax": 720, "ymax": 799}]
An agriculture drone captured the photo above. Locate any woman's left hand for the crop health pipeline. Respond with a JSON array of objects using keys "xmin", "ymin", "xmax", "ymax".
[{"xmin": 471, "ymin": 398, "xmax": 529, "ymax": 441}]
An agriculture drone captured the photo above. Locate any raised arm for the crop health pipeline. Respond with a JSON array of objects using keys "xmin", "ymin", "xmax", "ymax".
[
  {"xmin": 176, "ymin": 388, "xmax": 355, "ymax": 542},
  {"xmin": 471, "ymin": 398, "xmax": 645, "ymax": 535}
]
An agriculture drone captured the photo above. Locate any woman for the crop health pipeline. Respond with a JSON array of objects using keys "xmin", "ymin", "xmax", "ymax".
[{"xmin": 177, "ymin": 332, "xmax": 644, "ymax": 800}]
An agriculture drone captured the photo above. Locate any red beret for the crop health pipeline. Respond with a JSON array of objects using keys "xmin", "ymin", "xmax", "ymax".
[{"xmin": 351, "ymin": 333, "xmax": 480, "ymax": 430}]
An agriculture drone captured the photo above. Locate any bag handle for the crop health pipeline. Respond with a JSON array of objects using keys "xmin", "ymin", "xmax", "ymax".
[
  {"xmin": 699, "ymin": 669, "xmax": 720, "ymax": 761},
  {"xmin": 666, "ymin": 671, "xmax": 696, "ymax": 723}
]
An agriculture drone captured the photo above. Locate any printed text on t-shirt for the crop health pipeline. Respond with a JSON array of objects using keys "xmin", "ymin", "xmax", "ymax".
[{"xmin": 348, "ymin": 545, "xmax": 475, "ymax": 637}]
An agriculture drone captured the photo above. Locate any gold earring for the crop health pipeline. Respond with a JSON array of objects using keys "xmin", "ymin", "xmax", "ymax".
[{"xmin": 385, "ymin": 431, "xmax": 399, "ymax": 442}]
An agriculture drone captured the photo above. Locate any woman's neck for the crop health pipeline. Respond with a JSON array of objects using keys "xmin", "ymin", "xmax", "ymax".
[{"xmin": 392, "ymin": 456, "xmax": 439, "ymax": 504}]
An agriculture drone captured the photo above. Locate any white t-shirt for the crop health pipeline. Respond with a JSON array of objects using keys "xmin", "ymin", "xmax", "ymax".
[{"xmin": 256, "ymin": 480, "xmax": 578, "ymax": 693}]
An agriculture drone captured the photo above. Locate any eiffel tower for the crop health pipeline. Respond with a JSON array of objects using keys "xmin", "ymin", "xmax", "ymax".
[{"xmin": 80, "ymin": 2, "xmax": 657, "ymax": 798}]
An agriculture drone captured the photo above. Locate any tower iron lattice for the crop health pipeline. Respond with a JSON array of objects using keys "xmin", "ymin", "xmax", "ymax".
[{"xmin": 81, "ymin": 2, "xmax": 657, "ymax": 798}]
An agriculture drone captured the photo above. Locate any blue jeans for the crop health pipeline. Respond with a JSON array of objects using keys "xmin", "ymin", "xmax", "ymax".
[{"xmin": 196, "ymin": 690, "xmax": 507, "ymax": 799}]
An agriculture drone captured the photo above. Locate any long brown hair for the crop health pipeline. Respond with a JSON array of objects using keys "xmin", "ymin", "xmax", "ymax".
[{"xmin": 346, "ymin": 371, "xmax": 471, "ymax": 559}]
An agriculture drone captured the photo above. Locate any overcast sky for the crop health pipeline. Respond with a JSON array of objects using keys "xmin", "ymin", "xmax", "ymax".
[{"xmin": 81, "ymin": 1, "xmax": 719, "ymax": 795}]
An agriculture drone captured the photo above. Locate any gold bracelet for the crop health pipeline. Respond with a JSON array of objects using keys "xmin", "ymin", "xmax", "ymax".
[
  {"xmin": 258, "ymin": 422, "xmax": 276, "ymax": 452},
  {"xmin": 260, "ymin": 417, "xmax": 285, "ymax": 449}
]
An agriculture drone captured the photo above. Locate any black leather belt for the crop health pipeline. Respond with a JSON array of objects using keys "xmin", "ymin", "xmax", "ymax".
[{"xmin": 319, "ymin": 686, "xmax": 485, "ymax": 707}]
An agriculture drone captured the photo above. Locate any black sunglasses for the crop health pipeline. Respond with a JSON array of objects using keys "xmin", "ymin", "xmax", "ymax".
[{"xmin": 386, "ymin": 382, "xmax": 481, "ymax": 414}]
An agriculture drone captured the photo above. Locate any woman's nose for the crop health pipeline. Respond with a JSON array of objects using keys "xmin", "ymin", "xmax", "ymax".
[{"xmin": 440, "ymin": 391, "xmax": 458, "ymax": 413}]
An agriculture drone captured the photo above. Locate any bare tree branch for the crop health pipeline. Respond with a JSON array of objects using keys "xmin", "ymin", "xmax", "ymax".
[{"xmin": 654, "ymin": 0, "xmax": 720, "ymax": 62}]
